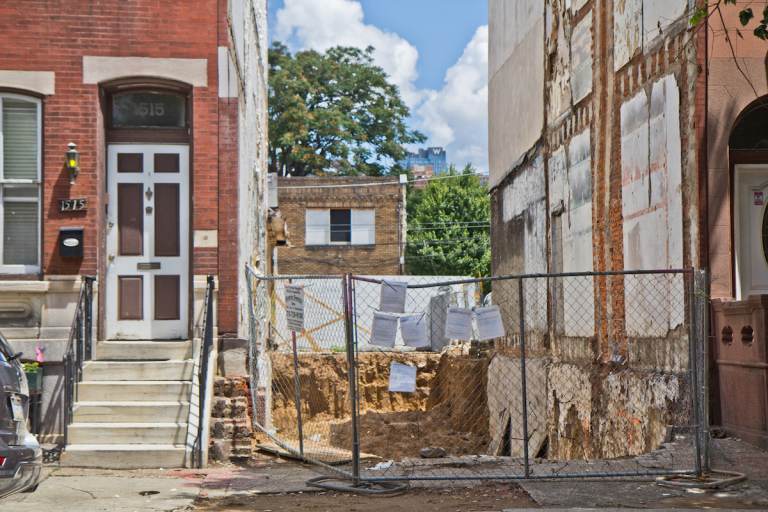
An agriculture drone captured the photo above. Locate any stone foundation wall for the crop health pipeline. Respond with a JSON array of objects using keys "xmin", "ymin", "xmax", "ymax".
[{"xmin": 210, "ymin": 377, "xmax": 253, "ymax": 462}]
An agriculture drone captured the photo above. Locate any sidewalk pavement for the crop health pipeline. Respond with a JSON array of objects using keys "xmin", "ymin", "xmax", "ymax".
[{"xmin": 4, "ymin": 437, "xmax": 768, "ymax": 511}]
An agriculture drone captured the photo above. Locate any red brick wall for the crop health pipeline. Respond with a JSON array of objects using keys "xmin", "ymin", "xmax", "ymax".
[{"xmin": 0, "ymin": 0, "xmax": 242, "ymax": 334}]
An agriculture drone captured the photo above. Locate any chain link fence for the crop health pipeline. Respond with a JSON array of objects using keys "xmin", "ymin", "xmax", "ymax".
[{"xmin": 247, "ymin": 266, "xmax": 709, "ymax": 484}]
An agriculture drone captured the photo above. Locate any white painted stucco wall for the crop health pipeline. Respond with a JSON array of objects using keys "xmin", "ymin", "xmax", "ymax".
[
  {"xmin": 231, "ymin": 0, "xmax": 269, "ymax": 338},
  {"xmin": 489, "ymin": 0, "xmax": 545, "ymax": 188},
  {"xmin": 620, "ymin": 75, "xmax": 684, "ymax": 336}
]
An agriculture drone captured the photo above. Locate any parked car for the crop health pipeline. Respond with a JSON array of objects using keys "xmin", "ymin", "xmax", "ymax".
[{"xmin": 0, "ymin": 332, "xmax": 42, "ymax": 499}]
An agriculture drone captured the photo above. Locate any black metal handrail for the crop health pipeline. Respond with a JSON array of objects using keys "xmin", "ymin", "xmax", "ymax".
[
  {"xmin": 62, "ymin": 276, "xmax": 95, "ymax": 446},
  {"xmin": 192, "ymin": 275, "xmax": 215, "ymax": 468}
]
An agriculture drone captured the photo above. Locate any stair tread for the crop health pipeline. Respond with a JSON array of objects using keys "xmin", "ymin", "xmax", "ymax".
[
  {"xmin": 79, "ymin": 380, "xmax": 192, "ymax": 384},
  {"xmin": 65, "ymin": 444, "xmax": 187, "ymax": 451},
  {"xmin": 74, "ymin": 400, "xmax": 190, "ymax": 406},
  {"xmin": 69, "ymin": 422, "xmax": 187, "ymax": 427}
]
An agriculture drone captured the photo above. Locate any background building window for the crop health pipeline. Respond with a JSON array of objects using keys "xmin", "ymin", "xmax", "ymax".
[
  {"xmin": 305, "ymin": 208, "xmax": 375, "ymax": 246},
  {"xmin": 0, "ymin": 94, "xmax": 41, "ymax": 272}
]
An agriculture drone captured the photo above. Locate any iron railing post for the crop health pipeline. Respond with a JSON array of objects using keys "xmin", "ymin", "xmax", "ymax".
[
  {"xmin": 343, "ymin": 274, "xmax": 361, "ymax": 485},
  {"xmin": 518, "ymin": 277, "xmax": 530, "ymax": 478}
]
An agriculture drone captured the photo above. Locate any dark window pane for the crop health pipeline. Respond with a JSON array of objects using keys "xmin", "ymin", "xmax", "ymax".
[
  {"xmin": 731, "ymin": 101, "xmax": 768, "ymax": 150},
  {"xmin": 111, "ymin": 91, "xmax": 186, "ymax": 128},
  {"xmin": 330, "ymin": 209, "xmax": 351, "ymax": 243}
]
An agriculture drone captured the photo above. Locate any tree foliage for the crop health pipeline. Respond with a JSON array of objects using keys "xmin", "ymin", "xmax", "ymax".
[
  {"xmin": 268, "ymin": 42, "xmax": 424, "ymax": 177},
  {"xmin": 690, "ymin": 0, "xmax": 768, "ymax": 40},
  {"xmin": 406, "ymin": 166, "xmax": 490, "ymax": 277}
]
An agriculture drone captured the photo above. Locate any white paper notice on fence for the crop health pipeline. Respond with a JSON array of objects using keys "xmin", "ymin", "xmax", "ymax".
[
  {"xmin": 379, "ymin": 280, "xmax": 407, "ymax": 313},
  {"xmin": 400, "ymin": 313, "xmax": 429, "ymax": 348},
  {"xmin": 445, "ymin": 307, "xmax": 473, "ymax": 340},
  {"xmin": 475, "ymin": 305, "xmax": 505, "ymax": 341},
  {"xmin": 389, "ymin": 362, "xmax": 417, "ymax": 393},
  {"xmin": 284, "ymin": 284, "xmax": 305, "ymax": 332},
  {"xmin": 370, "ymin": 311, "xmax": 398, "ymax": 348}
]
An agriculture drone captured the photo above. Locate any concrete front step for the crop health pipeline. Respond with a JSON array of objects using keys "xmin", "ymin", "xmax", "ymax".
[
  {"xmin": 94, "ymin": 340, "xmax": 194, "ymax": 361},
  {"xmin": 67, "ymin": 422, "xmax": 188, "ymax": 445},
  {"xmin": 83, "ymin": 360, "xmax": 193, "ymax": 381},
  {"xmin": 73, "ymin": 401, "xmax": 191, "ymax": 423},
  {"xmin": 60, "ymin": 444, "xmax": 188, "ymax": 469},
  {"xmin": 77, "ymin": 381, "xmax": 192, "ymax": 401}
]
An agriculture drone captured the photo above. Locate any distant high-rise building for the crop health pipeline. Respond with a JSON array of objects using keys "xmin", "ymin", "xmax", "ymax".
[{"xmin": 399, "ymin": 147, "xmax": 448, "ymax": 175}]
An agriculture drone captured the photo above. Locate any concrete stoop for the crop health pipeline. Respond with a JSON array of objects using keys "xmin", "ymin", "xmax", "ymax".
[{"xmin": 60, "ymin": 340, "xmax": 196, "ymax": 469}]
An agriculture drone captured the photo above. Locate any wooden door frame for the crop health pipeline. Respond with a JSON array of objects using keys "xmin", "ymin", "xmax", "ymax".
[{"xmin": 97, "ymin": 78, "xmax": 194, "ymax": 341}]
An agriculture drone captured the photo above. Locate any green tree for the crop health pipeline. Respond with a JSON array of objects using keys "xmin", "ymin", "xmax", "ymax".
[
  {"xmin": 269, "ymin": 42, "xmax": 424, "ymax": 177},
  {"xmin": 406, "ymin": 165, "xmax": 490, "ymax": 277},
  {"xmin": 690, "ymin": 0, "xmax": 768, "ymax": 40}
]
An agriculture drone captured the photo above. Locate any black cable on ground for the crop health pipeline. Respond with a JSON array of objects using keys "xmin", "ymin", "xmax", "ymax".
[{"xmin": 306, "ymin": 475, "xmax": 409, "ymax": 496}]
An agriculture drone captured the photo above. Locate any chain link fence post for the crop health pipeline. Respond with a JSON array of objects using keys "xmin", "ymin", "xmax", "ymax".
[
  {"xmin": 687, "ymin": 270, "xmax": 703, "ymax": 477},
  {"xmin": 695, "ymin": 269, "xmax": 711, "ymax": 474},
  {"xmin": 517, "ymin": 277, "xmax": 530, "ymax": 478},
  {"xmin": 343, "ymin": 273, "xmax": 361, "ymax": 485}
]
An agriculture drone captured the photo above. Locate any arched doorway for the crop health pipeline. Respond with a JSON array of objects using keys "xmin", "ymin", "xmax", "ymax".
[
  {"xmin": 102, "ymin": 79, "xmax": 192, "ymax": 340},
  {"xmin": 731, "ymin": 96, "xmax": 768, "ymax": 299}
]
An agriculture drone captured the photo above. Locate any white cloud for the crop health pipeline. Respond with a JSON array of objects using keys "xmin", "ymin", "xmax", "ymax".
[
  {"xmin": 414, "ymin": 26, "xmax": 488, "ymax": 172},
  {"xmin": 275, "ymin": 0, "xmax": 488, "ymax": 172}
]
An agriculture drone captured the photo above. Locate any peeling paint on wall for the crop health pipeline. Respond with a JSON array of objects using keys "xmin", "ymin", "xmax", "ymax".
[
  {"xmin": 571, "ymin": 12, "xmax": 593, "ymax": 103},
  {"xmin": 642, "ymin": 0, "xmax": 688, "ymax": 52},
  {"xmin": 547, "ymin": 0, "xmax": 572, "ymax": 124},
  {"xmin": 620, "ymin": 74, "xmax": 684, "ymax": 336},
  {"xmin": 614, "ymin": 0, "xmax": 642, "ymax": 70}
]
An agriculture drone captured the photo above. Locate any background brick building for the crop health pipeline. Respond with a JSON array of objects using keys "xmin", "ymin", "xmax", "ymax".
[
  {"xmin": 275, "ymin": 176, "xmax": 405, "ymax": 275},
  {"xmin": 0, "ymin": 0, "xmax": 268, "ymax": 464}
]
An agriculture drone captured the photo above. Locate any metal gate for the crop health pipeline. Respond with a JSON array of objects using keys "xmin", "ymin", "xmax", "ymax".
[{"xmin": 246, "ymin": 266, "xmax": 709, "ymax": 484}]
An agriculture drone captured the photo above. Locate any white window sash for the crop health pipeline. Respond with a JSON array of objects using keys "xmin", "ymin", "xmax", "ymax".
[
  {"xmin": 351, "ymin": 209, "xmax": 375, "ymax": 245},
  {"xmin": 305, "ymin": 208, "xmax": 330, "ymax": 245},
  {"xmin": 0, "ymin": 94, "xmax": 42, "ymax": 272}
]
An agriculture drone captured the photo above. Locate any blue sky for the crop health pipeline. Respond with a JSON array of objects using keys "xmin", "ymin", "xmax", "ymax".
[
  {"xmin": 268, "ymin": 0, "xmax": 489, "ymax": 172},
  {"xmin": 268, "ymin": 0, "xmax": 488, "ymax": 91}
]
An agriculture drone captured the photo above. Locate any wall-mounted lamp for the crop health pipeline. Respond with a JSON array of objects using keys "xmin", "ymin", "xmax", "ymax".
[{"xmin": 65, "ymin": 142, "xmax": 80, "ymax": 184}]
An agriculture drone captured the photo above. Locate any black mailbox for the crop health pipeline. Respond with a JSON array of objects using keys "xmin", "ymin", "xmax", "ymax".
[{"xmin": 59, "ymin": 227, "xmax": 84, "ymax": 258}]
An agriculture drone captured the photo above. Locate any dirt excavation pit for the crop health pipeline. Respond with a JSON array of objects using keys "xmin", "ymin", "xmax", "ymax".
[{"xmin": 267, "ymin": 348, "xmax": 491, "ymax": 462}]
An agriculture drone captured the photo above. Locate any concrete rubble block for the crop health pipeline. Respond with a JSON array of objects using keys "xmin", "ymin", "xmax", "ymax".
[
  {"xmin": 214, "ymin": 376, "xmax": 250, "ymax": 397},
  {"xmin": 218, "ymin": 337, "xmax": 249, "ymax": 377},
  {"xmin": 211, "ymin": 418, "xmax": 252, "ymax": 440},
  {"xmin": 211, "ymin": 396, "xmax": 232, "ymax": 418},
  {"xmin": 486, "ymin": 355, "xmax": 548, "ymax": 457}
]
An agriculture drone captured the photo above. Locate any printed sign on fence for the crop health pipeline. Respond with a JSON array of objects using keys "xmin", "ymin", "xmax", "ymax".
[
  {"xmin": 389, "ymin": 362, "xmax": 417, "ymax": 393},
  {"xmin": 370, "ymin": 311, "xmax": 398, "ymax": 348},
  {"xmin": 400, "ymin": 313, "xmax": 429, "ymax": 348},
  {"xmin": 380, "ymin": 280, "xmax": 407, "ymax": 313},
  {"xmin": 284, "ymin": 284, "xmax": 305, "ymax": 332},
  {"xmin": 445, "ymin": 307, "xmax": 473, "ymax": 340},
  {"xmin": 475, "ymin": 305, "xmax": 506, "ymax": 341}
]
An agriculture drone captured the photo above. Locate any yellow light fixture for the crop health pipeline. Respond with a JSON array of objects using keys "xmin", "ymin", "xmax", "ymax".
[{"xmin": 65, "ymin": 142, "xmax": 80, "ymax": 184}]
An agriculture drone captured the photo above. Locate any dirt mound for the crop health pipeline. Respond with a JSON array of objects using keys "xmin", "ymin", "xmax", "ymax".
[{"xmin": 268, "ymin": 348, "xmax": 491, "ymax": 461}]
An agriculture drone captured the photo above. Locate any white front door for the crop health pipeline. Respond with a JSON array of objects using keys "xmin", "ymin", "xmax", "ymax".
[
  {"xmin": 106, "ymin": 144, "xmax": 189, "ymax": 339},
  {"xmin": 736, "ymin": 165, "xmax": 768, "ymax": 299}
]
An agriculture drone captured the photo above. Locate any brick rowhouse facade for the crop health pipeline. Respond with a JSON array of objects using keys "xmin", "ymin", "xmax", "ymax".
[
  {"xmin": 0, "ymin": 0, "xmax": 268, "ymax": 441},
  {"xmin": 275, "ymin": 176, "xmax": 405, "ymax": 275},
  {"xmin": 489, "ymin": 0, "xmax": 768, "ymax": 455}
]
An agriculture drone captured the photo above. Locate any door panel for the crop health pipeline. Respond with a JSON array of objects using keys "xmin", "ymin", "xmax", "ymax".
[
  {"xmin": 736, "ymin": 166, "xmax": 768, "ymax": 298},
  {"xmin": 106, "ymin": 145, "xmax": 189, "ymax": 340},
  {"xmin": 155, "ymin": 275, "xmax": 181, "ymax": 320},
  {"xmin": 154, "ymin": 183, "xmax": 180, "ymax": 257},
  {"xmin": 118, "ymin": 276, "xmax": 144, "ymax": 320},
  {"xmin": 117, "ymin": 183, "xmax": 143, "ymax": 256}
]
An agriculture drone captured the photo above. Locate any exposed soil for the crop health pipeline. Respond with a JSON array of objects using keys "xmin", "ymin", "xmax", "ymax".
[
  {"xmin": 268, "ymin": 348, "xmax": 491, "ymax": 461},
  {"xmin": 194, "ymin": 483, "xmax": 536, "ymax": 512}
]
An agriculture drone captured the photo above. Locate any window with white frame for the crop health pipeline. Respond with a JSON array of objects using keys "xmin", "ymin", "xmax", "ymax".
[
  {"xmin": 305, "ymin": 208, "xmax": 375, "ymax": 246},
  {"xmin": 0, "ymin": 94, "xmax": 41, "ymax": 272}
]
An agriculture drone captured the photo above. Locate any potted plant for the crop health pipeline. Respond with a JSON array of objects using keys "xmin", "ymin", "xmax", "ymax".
[{"xmin": 22, "ymin": 362, "xmax": 43, "ymax": 394}]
